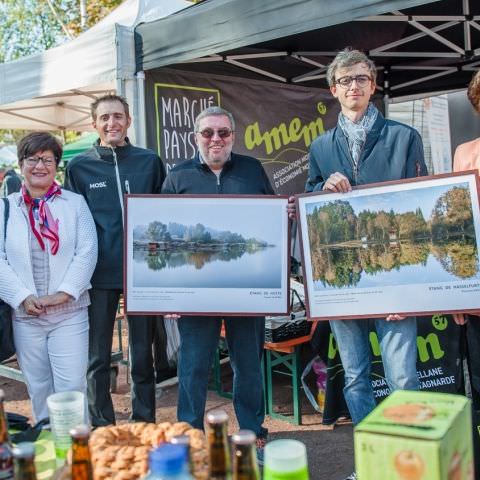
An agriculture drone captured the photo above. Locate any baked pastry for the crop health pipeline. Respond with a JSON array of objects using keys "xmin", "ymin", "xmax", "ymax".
[{"xmin": 89, "ymin": 422, "xmax": 208, "ymax": 479}]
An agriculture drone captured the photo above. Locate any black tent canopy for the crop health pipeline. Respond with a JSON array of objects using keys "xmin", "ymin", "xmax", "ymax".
[{"xmin": 135, "ymin": 0, "xmax": 480, "ymax": 101}]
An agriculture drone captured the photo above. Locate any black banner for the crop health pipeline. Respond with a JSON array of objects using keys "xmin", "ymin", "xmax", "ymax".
[
  {"xmin": 145, "ymin": 68, "xmax": 338, "ymax": 195},
  {"xmin": 322, "ymin": 314, "xmax": 464, "ymax": 425}
]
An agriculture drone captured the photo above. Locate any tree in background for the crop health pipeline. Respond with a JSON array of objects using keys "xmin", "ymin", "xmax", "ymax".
[
  {"xmin": 0, "ymin": 0, "xmax": 122, "ymax": 63},
  {"xmin": 430, "ymin": 186, "xmax": 473, "ymax": 237},
  {"xmin": 0, "ymin": 0, "xmax": 122, "ymax": 144}
]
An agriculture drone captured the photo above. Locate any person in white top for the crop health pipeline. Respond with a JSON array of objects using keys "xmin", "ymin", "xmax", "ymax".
[
  {"xmin": 452, "ymin": 71, "xmax": 480, "ymax": 412},
  {"xmin": 0, "ymin": 132, "xmax": 98, "ymax": 421}
]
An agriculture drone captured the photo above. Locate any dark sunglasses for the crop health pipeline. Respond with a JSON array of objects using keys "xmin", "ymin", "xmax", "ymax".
[{"xmin": 197, "ymin": 128, "xmax": 233, "ymax": 139}]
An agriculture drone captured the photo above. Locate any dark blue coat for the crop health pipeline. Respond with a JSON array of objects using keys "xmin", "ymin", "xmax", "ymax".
[{"xmin": 305, "ymin": 112, "xmax": 427, "ymax": 192}]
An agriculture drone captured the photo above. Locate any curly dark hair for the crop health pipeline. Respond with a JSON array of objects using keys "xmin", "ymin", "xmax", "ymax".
[
  {"xmin": 17, "ymin": 132, "xmax": 63, "ymax": 166},
  {"xmin": 467, "ymin": 71, "xmax": 480, "ymax": 113}
]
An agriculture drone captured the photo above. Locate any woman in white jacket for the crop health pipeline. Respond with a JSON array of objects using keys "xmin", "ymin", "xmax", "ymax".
[{"xmin": 0, "ymin": 132, "xmax": 98, "ymax": 421}]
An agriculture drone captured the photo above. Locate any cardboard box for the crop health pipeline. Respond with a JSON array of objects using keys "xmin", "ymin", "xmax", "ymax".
[{"xmin": 355, "ymin": 390, "xmax": 474, "ymax": 480}]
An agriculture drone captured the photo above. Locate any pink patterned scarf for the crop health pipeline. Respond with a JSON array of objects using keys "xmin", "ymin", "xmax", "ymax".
[{"xmin": 22, "ymin": 182, "xmax": 61, "ymax": 255}]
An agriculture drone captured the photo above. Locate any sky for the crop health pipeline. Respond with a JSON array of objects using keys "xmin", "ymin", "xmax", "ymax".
[
  {"xmin": 305, "ymin": 181, "xmax": 470, "ymax": 219},
  {"xmin": 128, "ymin": 197, "xmax": 285, "ymax": 243}
]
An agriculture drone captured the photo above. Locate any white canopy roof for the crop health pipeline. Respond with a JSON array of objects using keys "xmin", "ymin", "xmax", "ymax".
[{"xmin": 0, "ymin": 0, "xmax": 191, "ymax": 132}]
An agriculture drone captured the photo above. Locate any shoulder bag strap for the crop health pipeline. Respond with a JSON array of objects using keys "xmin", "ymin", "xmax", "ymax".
[{"xmin": 2, "ymin": 197, "xmax": 9, "ymax": 242}]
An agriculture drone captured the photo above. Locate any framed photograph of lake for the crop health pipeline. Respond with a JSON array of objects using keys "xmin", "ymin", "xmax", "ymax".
[
  {"xmin": 297, "ymin": 171, "xmax": 480, "ymax": 320},
  {"xmin": 125, "ymin": 195, "xmax": 290, "ymax": 315}
]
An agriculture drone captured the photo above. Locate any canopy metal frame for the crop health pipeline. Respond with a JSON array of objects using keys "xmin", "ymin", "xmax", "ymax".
[
  {"xmin": 0, "ymin": 87, "xmax": 113, "ymax": 131},
  {"xmin": 169, "ymin": 1, "xmax": 479, "ymax": 102}
]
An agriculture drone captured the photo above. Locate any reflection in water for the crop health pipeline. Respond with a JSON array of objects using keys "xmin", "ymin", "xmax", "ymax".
[
  {"xmin": 312, "ymin": 238, "xmax": 479, "ymax": 289},
  {"xmin": 133, "ymin": 244, "xmax": 266, "ymax": 272}
]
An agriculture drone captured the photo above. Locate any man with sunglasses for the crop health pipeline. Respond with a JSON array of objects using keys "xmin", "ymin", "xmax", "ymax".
[
  {"xmin": 305, "ymin": 48, "xmax": 427, "ymax": 480},
  {"xmin": 162, "ymin": 106, "xmax": 273, "ymax": 460}
]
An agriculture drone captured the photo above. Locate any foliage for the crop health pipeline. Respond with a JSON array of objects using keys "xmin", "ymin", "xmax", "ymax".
[
  {"xmin": 307, "ymin": 201, "xmax": 355, "ymax": 246},
  {"xmin": 430, "ymin": 186, "xmax": 474, "ymax": 237},
  {"xmin": 307, "ymin": 186, "xmax": 478, "ymax": 287},
  {"xmin": 307, "ymin": 186, "xmax": 473, "ymax": 248},
  {"xmin": 0, "ymin": 0, "xmax": 122, "ymax": 63},
  {"xmin": 0, "ymin": 0, "xmax": 121, "ymax": 144},
  {"xmin": 146, "ymin": 221, "xmax": 171, "ymax": 242},
  {"xmin": 311, "ymin": 239, "xmax": 478, "ymax": 288},
  {"xmin": 135, "ymin": 220, "xmax": 268, "ymax": 247}
]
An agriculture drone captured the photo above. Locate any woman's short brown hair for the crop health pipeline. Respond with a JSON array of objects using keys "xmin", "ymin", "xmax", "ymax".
[
  {"xmin": 467, "ymin": 71, "xmax": 480, "ymax": 113},
  {"xmin": 17, "ymin": 132, "xmax": 63, "ymax": 166}
]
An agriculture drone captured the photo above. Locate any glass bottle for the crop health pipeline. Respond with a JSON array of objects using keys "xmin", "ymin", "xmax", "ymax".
[
  {"xmin": 232, "ymin": 430, "xmax": 259, "ymax": 480},
  {"xmin": 69, "ymin": 425, "xmax": 93, "ymax": 480},
  {"xmin": 12, "ymin": 442, "xmax": 37, "ymax": 480},
  {"xmin": 206, "ymin": 409, "xmax": 231, "ymax": 480},
  {"xmin": 0, "ymin": 389, "xmax": 13, "ymax": 480}
]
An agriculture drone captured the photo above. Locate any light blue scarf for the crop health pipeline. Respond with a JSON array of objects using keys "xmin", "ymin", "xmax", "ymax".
[{"xmin": 338, "ymin": 103, "xmax": 378, "ymax": 168}]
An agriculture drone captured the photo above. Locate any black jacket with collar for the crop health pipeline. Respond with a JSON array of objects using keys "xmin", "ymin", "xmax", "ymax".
[
  {"xmin": 64, "ymin": 140, "xmax": 165, "ymax": 289},
  {"xmin": 161, "ymin": 152, "xmax": 274, "ymax": 195}
]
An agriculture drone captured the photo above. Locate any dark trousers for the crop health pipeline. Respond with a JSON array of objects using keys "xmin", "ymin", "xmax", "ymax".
[
  {"xmin": 466, "ymin": 315, "xmax": 480, "ymax": 409},
  {"xmin": 153, "ymin": 317, "xmax": 173, "ymax": 382},
  {"xmin": 87, "ymin": 288, "xmax": 156, "ymax": 425},
  {"xmin": 177, "ymin": 316, "xmax": 267, "ymax": 438}
]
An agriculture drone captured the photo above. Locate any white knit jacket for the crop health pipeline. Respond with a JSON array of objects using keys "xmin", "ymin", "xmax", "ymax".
[{"xmin": 0, "ymin": 189, "xmax": 98, "ymax": 309}]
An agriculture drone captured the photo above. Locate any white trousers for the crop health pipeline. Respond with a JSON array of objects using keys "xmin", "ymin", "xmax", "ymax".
[{"xmin": 13, "ymin": 309, "xmax": 89, "ymax": 422}]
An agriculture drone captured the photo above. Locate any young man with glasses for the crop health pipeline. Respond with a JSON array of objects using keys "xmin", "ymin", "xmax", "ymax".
[
  {"xmin": 162, "ymin": 106, "xmax": 273, "ymax": 460},
  {"xmin": 305, "ymin": 48, "xmax": 427, "ymax": 480}
]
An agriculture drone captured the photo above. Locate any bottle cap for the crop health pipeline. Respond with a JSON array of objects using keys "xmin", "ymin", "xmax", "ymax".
[
  {"xmin": 206, "ymin": 409, "xmax": 228, "ymax": 424},
  {"xmin": 70, "ymin": 424, "xmax": 90, "ymax": 439},
  {"xmin": 264, "ymin": 439, "xmax": 307, "ymax": 474},
  {"xmin": 170, "ymin": 435, "xmax": 190, "ymax": 446},
  {"xmin": 12, "ymin": 442, "xmax": 35, "ymax": 459},
  {"xmin": 232, "ymin": 430, "xmax": 256, "ymax": 445},
  {"xmin": 149, "ymin": 444, "xmax": 188, "ymax": 475}
]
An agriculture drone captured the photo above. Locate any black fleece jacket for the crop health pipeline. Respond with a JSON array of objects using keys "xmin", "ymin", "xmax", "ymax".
[
  {"xmin": 161, "ymin": 152, "xmax": 274, "ymax": 195},
  {"xmin": 64, "ymin": 140, "xmax": 165, "ymax": 289}
]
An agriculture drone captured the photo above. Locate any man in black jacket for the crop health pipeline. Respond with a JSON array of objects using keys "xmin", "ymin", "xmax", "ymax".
[
  {"xmin": 65, "ymin": 94, "xmax": 166, "ymax": 425},
  {"xmin": 0, "ymin": 168, "xmax": 22, "ymax": 196},
  {"xmin": 162, "ymin": 106, "xmax": 272, "ymax": 457}
]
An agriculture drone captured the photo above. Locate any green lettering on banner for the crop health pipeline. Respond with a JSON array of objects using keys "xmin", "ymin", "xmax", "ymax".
[
  {"xmin": 432, "ymin": 314, "xmax": 448, "ymax": 331},
  {"xmin": 369, "ymin": 332, "xmax": 381, "ymax": 357},
  {"xmin": 417, "ymin": 333, "xmax": 445, "ymax": 362},
  {"xmin": 327, "ymin": 333, "xmax": 338, "ymax": 360},
  {"xmin": 244, "ymin": 103, "xmax": 327, "ymax": 155}
]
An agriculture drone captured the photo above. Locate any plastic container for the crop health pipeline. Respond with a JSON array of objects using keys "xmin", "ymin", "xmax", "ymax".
[
  {"xmin": 142, "ymin": 444, "xmax": 192, "ymax": 479},
  {"xmin": 263, "ymin": 439, "xmax": 309, "ymax": 480}
]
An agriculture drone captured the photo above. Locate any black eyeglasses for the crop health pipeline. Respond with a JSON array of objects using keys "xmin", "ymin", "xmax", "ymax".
[
  {"xmin": 335, "ymin": 75, "xmax": 372, "ymax": 88},
  {"xmin": 24, "ymin": 156, "xmax": 56, "ymax": 167},
  {"xmin": 197, "ymin": 128, "xmax": 233, "ymax": 139}
]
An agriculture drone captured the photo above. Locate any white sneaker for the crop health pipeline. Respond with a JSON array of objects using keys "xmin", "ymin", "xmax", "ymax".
[{"xmin": 344, "ymin": 473, "xmax": 357, "ymax": 480}]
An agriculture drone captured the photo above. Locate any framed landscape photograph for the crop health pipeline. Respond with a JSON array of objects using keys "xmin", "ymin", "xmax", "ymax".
[
  {"xmin": 125, "ymin": 195, "xmax": 290, "ymax": 315},
  {"xmin": 296, "ymin": 171, "xmax": 480, "ymax": 320}
]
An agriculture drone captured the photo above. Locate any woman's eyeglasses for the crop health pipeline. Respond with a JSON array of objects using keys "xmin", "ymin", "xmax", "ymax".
[
  {"xmin": 335, "ymin": 75, "xmax": 372, "ymax": 89},
  {"xmin": 24, "ymin": 156, "xmax": 56, "ymax": 167},
  {"xmin": 197, "ymin": 128, "xmax": 233, "ymax": 139}
]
